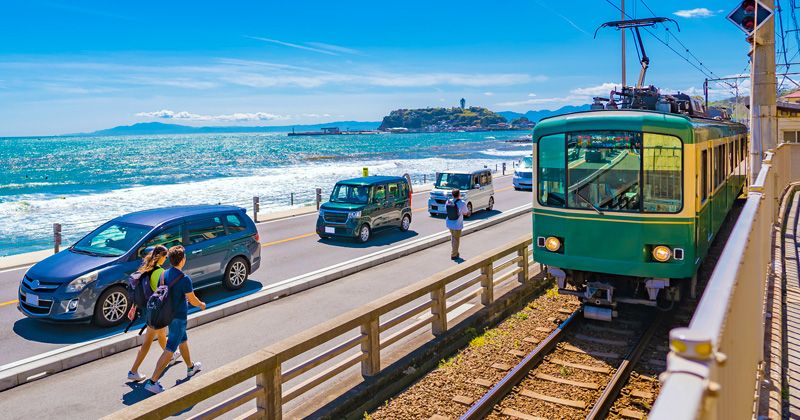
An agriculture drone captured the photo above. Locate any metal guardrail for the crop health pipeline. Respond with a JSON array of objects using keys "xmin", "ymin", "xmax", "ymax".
[
  {"xmin": 104, "ymin": 235, "xmax": 537, "ymax": 420},
  {"xmin": 651, "ymin": 143, "xmax": 800, "ymax": 419}
]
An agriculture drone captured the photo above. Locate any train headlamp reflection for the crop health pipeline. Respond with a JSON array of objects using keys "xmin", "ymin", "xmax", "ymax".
[
  {"xmin": 544, "ymin": 237, "xmax": 561, "ymax": 252},
  {"xmin": 652, "ymin": 245, "xmax": 672, "ymax": 262}
]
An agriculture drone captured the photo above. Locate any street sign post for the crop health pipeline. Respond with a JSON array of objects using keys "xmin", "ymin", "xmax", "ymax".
[{"xmin": 727, "ymin": 0, "xmax": 773, "ymax": 35}]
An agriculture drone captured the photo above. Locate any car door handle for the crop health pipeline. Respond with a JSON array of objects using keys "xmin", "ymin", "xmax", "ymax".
[{"xmin": 191, "ymin": 250, "xmax": 202, "ymax": 254}]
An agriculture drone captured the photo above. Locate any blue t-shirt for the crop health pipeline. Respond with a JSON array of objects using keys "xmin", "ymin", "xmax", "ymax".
[{"xmin": 160, "ymin": 267, "xmax": 193, "ymax": 320}]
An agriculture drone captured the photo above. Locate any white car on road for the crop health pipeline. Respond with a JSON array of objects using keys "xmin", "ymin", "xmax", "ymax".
[
  {"xmin": 513, "ymin": 156, "xmax": 533, "ymax": 190},
  {"xmin": 428, "ymin": 169, "xmax": 494, "ymax": 217}
]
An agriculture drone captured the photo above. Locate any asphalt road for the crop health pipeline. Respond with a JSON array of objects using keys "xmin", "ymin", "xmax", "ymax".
[
  {"xmin": 0, "ymin": 174, "xmax": 532, "ymax": 366},
  {"xmin": 0, "ymin": 209, "xmax": 534, "ymax": 419}
]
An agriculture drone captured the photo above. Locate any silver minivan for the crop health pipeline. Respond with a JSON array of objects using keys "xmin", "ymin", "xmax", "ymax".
[{"xmin": 428, "ymin": 169, "xmax": 494, "ymax": 217}]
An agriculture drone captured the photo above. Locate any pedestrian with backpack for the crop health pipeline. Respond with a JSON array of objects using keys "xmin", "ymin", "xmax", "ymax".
[
  {"xmin": 445, "ymin": 189, "xmax": 471, "ymax": 261},
  {"xmin": 143, "ymin": 245, "xmax": 206, "ymax": 394},
  {"xmin": 126, "ymin": 245, "xmax": 180, "ymax": 381}
]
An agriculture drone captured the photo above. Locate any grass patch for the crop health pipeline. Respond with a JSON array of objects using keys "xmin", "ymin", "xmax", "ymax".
[
  {"xmin": 438, "ymin": 354, "xmax": 461, "ymax": 369},
  {"xmin": 512, "ymin": 311, "xmax": 529, "ymax": 321},
  {"xmin": 545, "ymin": 285, "xmax": 559, "ymax": 299},
  {"xmin": 559, "ymin": 366, "xmax": 572, "ymax": 377}
]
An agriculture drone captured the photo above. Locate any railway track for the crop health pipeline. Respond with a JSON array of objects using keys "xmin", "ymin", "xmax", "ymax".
[{"xmin": 460, "ymin": 307, "xmax": 664, "ymax": 420}]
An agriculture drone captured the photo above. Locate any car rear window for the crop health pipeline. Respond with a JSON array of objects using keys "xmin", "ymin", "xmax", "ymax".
[
  {"xmin": 187, "ymin": 217, "xmax": 225, "ymax": 244},
  {"xmin": 225, "ymin": 214, "xmax": 247, "ymax": 233}
]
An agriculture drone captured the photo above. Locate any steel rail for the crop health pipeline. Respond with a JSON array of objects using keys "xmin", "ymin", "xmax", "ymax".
[
  {"xmin": 460, "ymin": 309, "xmax": 582, "ymax": 420},
  {"xmin": 586, "ymin": 311, "xmax": 664, "ymax": 419}
]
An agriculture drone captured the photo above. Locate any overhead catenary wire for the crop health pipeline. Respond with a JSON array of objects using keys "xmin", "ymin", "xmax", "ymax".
[{"xmin": 603, "ymin": 0, "xmax": 738, "ymax": 96}]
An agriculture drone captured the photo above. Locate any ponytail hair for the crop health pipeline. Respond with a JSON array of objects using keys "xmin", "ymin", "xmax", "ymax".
[{"xmin": 138, "ymin": 245, "xmax": 168, "ymax": 273}]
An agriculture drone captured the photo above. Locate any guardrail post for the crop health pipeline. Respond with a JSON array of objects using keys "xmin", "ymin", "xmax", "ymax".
[
  {"xmin": 290, "ymin": 192, "xmax": 294, "ymax": 206},
  {"xmin": 502, "ymin": 162, "xmax": 506, "ymax": 175},
  {"xmin": 253, "ymin": 197, "xmax": 260, "ymax": 223},
  {"xmin": 256, "ymin": 359, "xmax": 282, "ymax": 420},
  {"xmin": 53, "ymin": 223, "xmax": 62, "ymax": 253},
  {"xmin": 360, "ymin": 316, "xmax": 381, "ymax": 377},
  {"xmin": 480, "ymin": 262, "xmax": 494, "ymax": 306},
  {"xmin": 518, "ymin": 246, "xmax": 530, "ymax": 282},
  {"xmin": 315, "ymin": 188, "xmax": 322, "ymax": 210},
  {"xmin": 430, "ymin": 285, "xmax": 447, "ymax": 336},
  {"xmin": 423, "ymin": 174, "xmax": 426, "ymax": 184}
]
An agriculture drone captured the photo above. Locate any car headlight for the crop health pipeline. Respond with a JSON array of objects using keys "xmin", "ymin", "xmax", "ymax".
[
  {"xmin": 652, "ymin": 245, "xmax": 672, "ymax": 262},
  {"xmin": 65, "ymin": 270, "xmax": 99, "ymax": 293},
  {"xmin": 544, "ymin": 236, "xmax": 561, "ymax": 252},
  {"xmin": 348, "ymin": 211, "xmax": 362, "ymax": 219}
]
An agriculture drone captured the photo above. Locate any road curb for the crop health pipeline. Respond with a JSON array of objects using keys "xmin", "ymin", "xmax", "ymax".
[{"xmin": 0, "ymin": 203, "xmax": 531, "ymax": 392}]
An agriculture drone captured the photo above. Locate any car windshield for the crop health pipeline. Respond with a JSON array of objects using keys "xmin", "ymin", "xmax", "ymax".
[
  {"xmin": 72, "ymin": 221, "xmax": 152, "ymax": 257},
  {"xmin": 537, "ymin": 131, "xmax": 682, "ymax": 213},
  {"xmin": 521, "ymin": 157, "xmax": 533, "ymax": 169},
  {"xmin": 435, "ymin": 173, "xmax": 472, "ymax": 190},
  {"xmin": 330, "ymin": 184, "xmax": 370, "ymax": 204}
]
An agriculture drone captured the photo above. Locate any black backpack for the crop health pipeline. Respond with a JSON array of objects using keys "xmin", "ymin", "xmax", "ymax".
[
  {"xmin": 446, "ymin": 198, "xmax": 462, "ymax": 221},
  {"xmin": 146, "ymin": 271, "xmax": 185, "ymax": 330}
]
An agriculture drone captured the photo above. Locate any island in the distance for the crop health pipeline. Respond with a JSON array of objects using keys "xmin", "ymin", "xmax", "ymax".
[{"xmin": 378, "ymin": 106, "xmax": 532, "ymax": 133}]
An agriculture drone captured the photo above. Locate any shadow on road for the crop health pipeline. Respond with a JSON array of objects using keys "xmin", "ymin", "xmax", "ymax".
[
  {"xmin": 13, "ymin": 279, "xmax": 263, "ymax": 345},
  {"xmin": 318, "ymin": 230, "xmax": 420, "ymax": 248}
]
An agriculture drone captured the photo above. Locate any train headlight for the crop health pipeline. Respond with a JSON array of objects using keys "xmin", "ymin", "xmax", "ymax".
[
  {"xmin": 652, "ymin": 245, "xmax": 672, "ymax": 262},
  {"xmin": 544, "ymin": 236, "xmax": 561, "ymax": 252}
]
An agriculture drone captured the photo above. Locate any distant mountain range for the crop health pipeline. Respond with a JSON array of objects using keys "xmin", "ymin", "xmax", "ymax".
[
  {"xmin": 77, "ymin": 121, "xmax": 382, "ymax": 136},
  {"xmin": 74, "ymin": 105, "xmax": 591, "ymax": 136},
  {"xmin": 498, "ymin": 105, "xmax": 591, "ymax": 123}
]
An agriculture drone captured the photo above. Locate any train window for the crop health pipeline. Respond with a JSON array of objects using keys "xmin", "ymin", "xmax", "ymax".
[
  {"xmin": 642, "ymin": 134, "xmax": 682, "ymax": 213},
  {"xmin": 728, "ymin": 141, "xmax": 734, "ymax": 175},
  {"xmin": 715, "ymin": 146, "xmax": 724, "ymax": 187},
  {"xmin": 566, "ymin": 131, "xmax": 641, "ymax": 212},
  {"xmin": 537, "ymin": 134, "xmax": 566, "ymax": 207},
  {"xmin": 701, "ymin": 150, "xmax": 708, "ymax": 203}
]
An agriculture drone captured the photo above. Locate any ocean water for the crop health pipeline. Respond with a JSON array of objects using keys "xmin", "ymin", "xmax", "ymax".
[{"xmin": 0, "ymin": 131, "xmax": 532, "ymax": 256}]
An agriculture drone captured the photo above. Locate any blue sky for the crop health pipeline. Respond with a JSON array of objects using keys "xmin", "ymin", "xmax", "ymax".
[{"xmin": 0, "ymin": 1, "xmax": 758, "ymax": 136}]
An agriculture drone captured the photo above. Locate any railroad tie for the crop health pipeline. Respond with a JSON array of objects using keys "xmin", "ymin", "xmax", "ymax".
[
  {"xmin": 630, "ymin": 389, "xmax": 654, "ymax": 400},
  {"xmin": 563, "ymin": 343, "xmax": 621, "ymax": 359},
  {"xmin": 547, "ymin": 317, "xmax": 557, "ymax": 323},
  {"xmin": 535, "ymin": 372, "xmax": 600, "ymax": 390},
  {"xmin": 508, "ymin": 349, "xmax": 528, "ymax": 358},
  {"xmin": 619, "ymin": 408, "xmax": 646, "ymax": 419},
  {"xmin": 501, "ymin": 407, "xmax": 547, "ymax": 420},
  {"xmin": 583, "ymin": 324, "xmax": 635, "ymax": 336},
  {"xmin": 558, "ymin": 308, "xmax": 573, "ymax": 314},
  {"xmin": 491, "ymin": 363, "xmax": 513, "ymax": 372},
  {"xmin": 428, "ymin": 415, "xmax": 451, "ymax": 420},
  {"xmin": 523, "ymin": 336, "xmax": 540, "ymax": 345},
  {"xmin": 452, "ymin": 395, "xmax": 474, "ymax": 406},
  {"xmin": 549, "ymin": 358, "xmax": 611, "ymax": 374},
  {"xmin": 573, "ymin": 333, "xmax": 628, "ymax": 347},
  {"xmin": 519, "ymin": 389, "xmax": 587, "ymax": 409},
  {"xmin": 472, "ymin": 378, "xmax": 493, "ymax": 388},
  {"xmin": 535, "ymin": 327, "xmax": 552, "ymax": 333}
]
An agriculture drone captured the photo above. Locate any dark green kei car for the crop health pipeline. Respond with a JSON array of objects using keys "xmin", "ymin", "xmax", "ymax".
[{"xmin": 316, "ymin": 176, "xmax": 413, "ymax": 243}]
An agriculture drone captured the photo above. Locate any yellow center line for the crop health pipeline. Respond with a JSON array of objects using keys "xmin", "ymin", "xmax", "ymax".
[{"xmin": 0, "ymin": 299, "xmax": 18, "ymax": 308}]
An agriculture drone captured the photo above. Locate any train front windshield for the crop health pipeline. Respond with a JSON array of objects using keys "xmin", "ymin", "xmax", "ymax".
[{"xmin": 537, "ymin": 131, "xmax": 682, "ymax": 213}]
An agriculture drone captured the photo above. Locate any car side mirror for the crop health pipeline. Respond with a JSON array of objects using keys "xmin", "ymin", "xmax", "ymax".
[{"xmin": 475, "ymin": 184, "xmax": 481, "ymax": 189}]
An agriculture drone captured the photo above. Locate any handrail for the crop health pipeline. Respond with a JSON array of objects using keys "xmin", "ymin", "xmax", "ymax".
[
  {"xmin": 652, "ymin": 143, "xmax": 800, "ymax": 420},
  {"xmin": 105, "ymin": 234, "xmax": 537, "ymax": 420}
]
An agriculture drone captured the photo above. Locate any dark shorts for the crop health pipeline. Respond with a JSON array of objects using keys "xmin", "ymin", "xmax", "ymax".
[{"xmin": 165, "ymin": 318, "xmax": 188, "ymax": 353}]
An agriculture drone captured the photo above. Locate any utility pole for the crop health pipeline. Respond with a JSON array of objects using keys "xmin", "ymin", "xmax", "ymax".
[
  {"xmin": 750, "ymin": 0, "xmax": 776, "ymax": 179},
  {"xmin": 621, "ymin": 0, "xmax": 626, "ymax": 87}
]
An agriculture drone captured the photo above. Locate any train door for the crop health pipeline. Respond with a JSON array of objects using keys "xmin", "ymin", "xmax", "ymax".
[{"xmin": 698, "ymin": 147, "xmax": 711, "ymax": 258}]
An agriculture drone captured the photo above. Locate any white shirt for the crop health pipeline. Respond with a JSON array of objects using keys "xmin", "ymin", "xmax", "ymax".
[{"xmin": 445, "ymin": 198, "xmax": 469, "ymax": 230}]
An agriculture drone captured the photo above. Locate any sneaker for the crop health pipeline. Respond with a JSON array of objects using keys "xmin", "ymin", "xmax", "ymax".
[
  {"xmin": 127, "ymin": 371, "xmax": 146, "ymax": 382},
  {"xmin": 187, "ymin": 361, "xmax": 202, "ymax": 377},
  {"xmin": 144, "ymin": 379, "xmax": 164, "ymax": 394},
  {"xmin": 170, "ymin": 350, "xmax": 181, "ymax": 364}
]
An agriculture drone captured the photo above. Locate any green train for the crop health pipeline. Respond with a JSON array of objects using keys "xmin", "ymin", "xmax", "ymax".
[{"xmin": 532, "ymin": 105, "xmax": 747, "ymax": 320}]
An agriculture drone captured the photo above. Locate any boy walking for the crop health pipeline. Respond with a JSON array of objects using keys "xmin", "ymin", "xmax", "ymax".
[
  {"xmin": 445, "ymin": 189, "xmax": 471, "ymax": 260},
  {"xmin": 144, "ymin": 245, "xmax": 207, "ymax": 394}
]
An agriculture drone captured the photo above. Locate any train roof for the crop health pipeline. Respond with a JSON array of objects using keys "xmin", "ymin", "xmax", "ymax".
[{"xmin": 533, "ymin": 109, "xmax": 746, "ymax": 144}]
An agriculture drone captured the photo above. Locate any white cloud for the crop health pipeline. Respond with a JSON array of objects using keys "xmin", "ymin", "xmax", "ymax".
[
  {"xmin": 484, "ymin": 92, "xmax": 494, "ymax": 96},
  {"xmin": 247, "ymin": 36, "xmax": 339, "ymax": 56},
  {"xmin": 223, "ymin": 72, "xmax": 539, "ymax": 89},
  {"xmin": 570, "ymin": 82, "xmax": 618, "ymax": 96},
  {"xmin": 528, "ymin": 93, "xmax": 537, "ymax": 97},
  {"xmin": 305, "ymin": 42, "xmax": 361, "ymax": 55},
  {"xmin": 673, "ymin": 8, "xmax": 716, "ymax": 18},
  {"xmin": 135, "ymin": 109, "xmax": 289, "ymax": 122}
]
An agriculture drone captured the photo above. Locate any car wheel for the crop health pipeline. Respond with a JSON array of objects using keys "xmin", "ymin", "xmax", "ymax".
[
  {"xmin": 487, "ymin": 196, "xmax": 494, "ymax": 211},
  {"xmin": 223, "ymin": 257, "xmax": 249, "ymax": 290},
  {"xmin": 466, "ymin": 202, "xmax": 473, "ymax": 218},
  {"xmin": 399, "ymin": 214, "xmax": 412, "ymax": 231},
  {"xmin": 429, "ymin": 212, "xmax": 436, "ymax": 217},
  {"xmin": 318, "ymin": 234, "xmax": 329, "ymax": 240},
  {"xmin": 357, "ymin": 224, "xmax": 371, "ymax": 243},
  {"xmin": 94, "ymin": 285, "xmax": 130, "ymax": 327},
  {"xmin": 514, "ymin": 187, "xmax": 521, "ymax": 191}
]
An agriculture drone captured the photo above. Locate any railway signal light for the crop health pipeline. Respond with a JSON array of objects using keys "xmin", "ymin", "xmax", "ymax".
[{"xmin": 727, "ymin": 0, "xmax": 773, "ymax": 36}]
